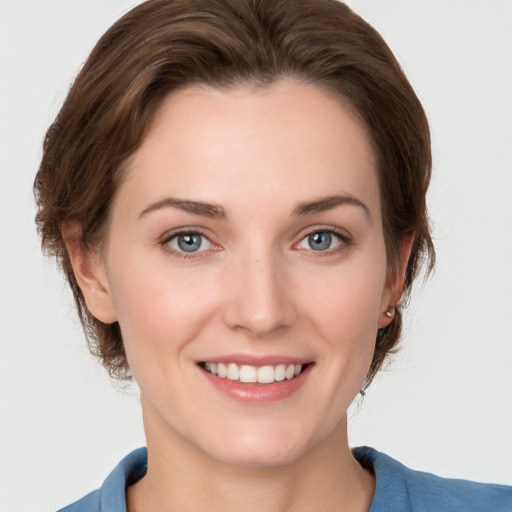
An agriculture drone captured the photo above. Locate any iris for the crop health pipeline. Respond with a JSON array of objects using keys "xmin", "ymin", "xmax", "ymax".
[
  {"xmin": 308, "ymin": 231, "xmax": 333, "ymax": 251},
  {"xmin": 177, "ymin": 233, "xmax": 203, "ymax": 252}
]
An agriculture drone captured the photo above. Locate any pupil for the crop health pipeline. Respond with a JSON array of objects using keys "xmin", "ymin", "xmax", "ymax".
[
  {"xmin": 309, "ymin": 232, "xmax": 331, "ymax": 251},
  {"xmin": 178, "ymin": 234, "xmax": 202, "ymax": 252}
]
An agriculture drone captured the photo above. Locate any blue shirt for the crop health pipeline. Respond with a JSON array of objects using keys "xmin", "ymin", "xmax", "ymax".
[{"xmin": 58, "ymin": 447, "xmax": 512, "ymax": 511}]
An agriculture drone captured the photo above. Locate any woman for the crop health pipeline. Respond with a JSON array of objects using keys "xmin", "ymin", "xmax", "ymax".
[{"xmin": 32, "ymin": 0, "xmax": 511, "ymax": 510}]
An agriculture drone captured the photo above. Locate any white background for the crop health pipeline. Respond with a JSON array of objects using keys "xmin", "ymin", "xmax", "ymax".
[{"xmin": 1, "ymin": 1, "xmax": 511, "ymax": 510}]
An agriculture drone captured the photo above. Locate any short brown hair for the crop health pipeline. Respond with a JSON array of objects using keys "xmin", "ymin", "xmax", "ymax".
[{"xmin": 35, "ymin": 0, "xmax": 434, "ymax": 389}]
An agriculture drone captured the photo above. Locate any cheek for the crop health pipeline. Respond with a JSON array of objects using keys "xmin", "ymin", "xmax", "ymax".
[
  {"xmin": 305, "ymin": 257, "xmax": 387, "ymax": 338},
  {"xmin": 301, "ymin": 253, "xmax": 387, "ymax": 386},
  {"xmin": 107, "ymin": 261, "xmax": 221, "ymax": 372}
]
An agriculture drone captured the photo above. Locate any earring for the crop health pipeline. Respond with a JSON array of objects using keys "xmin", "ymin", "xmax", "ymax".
[{"xmin": 384, "ymin": 306, "xmax": 395, "ymax": 318}]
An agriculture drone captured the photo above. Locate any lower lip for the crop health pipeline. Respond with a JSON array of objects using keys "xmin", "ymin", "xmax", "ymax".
[{"xmin": 200, "ymin": 364, "xmax": 313, "ymax": 403}]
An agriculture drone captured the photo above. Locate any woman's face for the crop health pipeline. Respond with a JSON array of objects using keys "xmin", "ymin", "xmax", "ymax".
[{"xmin": 92, "ymin": 80, "xmax": 396, "ymax": 466}]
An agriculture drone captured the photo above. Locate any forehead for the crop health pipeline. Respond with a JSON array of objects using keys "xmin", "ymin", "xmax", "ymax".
[{"xmin": 120, "ymin": 79, "xmax": 380, "ymax": 219}]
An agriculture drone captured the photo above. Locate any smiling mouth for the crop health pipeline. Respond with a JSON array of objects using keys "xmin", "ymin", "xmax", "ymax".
[{"xmin": 199, "ymin": 362, "xmax": 311, "ymax": 384}]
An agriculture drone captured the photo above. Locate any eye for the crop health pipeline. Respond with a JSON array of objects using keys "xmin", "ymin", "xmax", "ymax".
[
  {"xmin": 297, "ymin": 230, "xmax": 344, "ymax": 252},
  {"xmin": 166, "ymin": 232, "xmax": 212, "ymax": 253}
]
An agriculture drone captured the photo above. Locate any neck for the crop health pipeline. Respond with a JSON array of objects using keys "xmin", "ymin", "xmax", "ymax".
[{"xmin": 127, "ymin": 400, "xmax": 374, "ymax": 512}]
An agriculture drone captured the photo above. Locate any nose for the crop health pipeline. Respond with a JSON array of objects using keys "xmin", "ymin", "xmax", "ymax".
[{"xmin": 223, "ymin": 248, "xmax": 297, "ymax": 338}]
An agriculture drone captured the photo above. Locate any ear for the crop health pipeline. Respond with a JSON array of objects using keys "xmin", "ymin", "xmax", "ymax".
[
  {"xmin": 378, "ymin": 233, "xmax": 415, "ymax": 328},
  {"xmin": 62, "ymin": 223, "xmax": 117, "ymax": 324}
]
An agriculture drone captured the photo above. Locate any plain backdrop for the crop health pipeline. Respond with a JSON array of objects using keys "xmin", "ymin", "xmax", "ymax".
[{"xmin": 1, "ymin": 1, "xmax": 511, "ymax": 510}]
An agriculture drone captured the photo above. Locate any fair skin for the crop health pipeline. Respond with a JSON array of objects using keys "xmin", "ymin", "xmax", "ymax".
[{"xmin": 67, "ymin": 80, "xmax": 411, "ymax": 512}]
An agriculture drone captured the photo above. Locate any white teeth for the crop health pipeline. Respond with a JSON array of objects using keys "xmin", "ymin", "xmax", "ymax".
[
  {"xmin": 204, "ymin": 362, "xmax": 218, "ymax": 375},
  {"xmin": 217, "ymin": 363, "xmax": 227, "ymax": 378},
  {"xmin": 274, "ymin": 364, "xmax": 286, "ymax": 381},
  {"xmin": 204, "ymin": 362, "xmax": 305, "ymax": 383},
  {"xmin": 239, "ymin": 365, "xmax": 258, "ymax": 383},
  {"xmin": 227, "ymin": 363, "xmax": 239, "ymax": 380},
  {"xmin": 258, "ymin": 365, "xmax": 275, "ymax": 384}
]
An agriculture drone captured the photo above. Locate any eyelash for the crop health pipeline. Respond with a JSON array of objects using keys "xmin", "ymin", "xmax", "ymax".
[
  {"xmin": 159, "ymin": 227, "xmax": 352, "ymax": 260},
  {"xmin": 160, "ymin": 229, "xmax": 217, "ymax": 260},
  {"xmin": 294, "ymin": 227, "xmax": 352, "ymax": 256}
]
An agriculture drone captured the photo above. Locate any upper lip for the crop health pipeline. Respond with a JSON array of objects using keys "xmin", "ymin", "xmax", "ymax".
[{"xmin": 197, "ymin": 354, "xmax": 313, "ymax": 366}]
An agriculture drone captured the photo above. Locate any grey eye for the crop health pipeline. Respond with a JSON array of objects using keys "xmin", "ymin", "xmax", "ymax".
[
  {"xmin": 308, "ymin": 232, "xmax": 332, "ymax": 251},
  {"xmin": 168, "ymin": 233, "xmax": 212, "ymax": 253},
  {"xmin": 298, "ymin": 231, "xmax": 342, "ymax": 251}
]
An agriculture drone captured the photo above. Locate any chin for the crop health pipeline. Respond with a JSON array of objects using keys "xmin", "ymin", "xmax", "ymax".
[
  {"xmin": 198, "ymin": 425, "xmax": 314, "ymax": 468},
  {"xmin": 210, "ymin": 443, "xmax": 304, "ymax": 468}
]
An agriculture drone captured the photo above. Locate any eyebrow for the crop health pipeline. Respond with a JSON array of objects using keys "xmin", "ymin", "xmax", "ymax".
[
  {"xmin": 292, "ymin": 195, "xmax": 371, "ymax": 218},
  {"xmin": 137, "ymin": 194, "xmax": 370, "ymax": 220},
  {"xmin": 138, "ymin": 198, "xmax": 226, "ymax": 219}
]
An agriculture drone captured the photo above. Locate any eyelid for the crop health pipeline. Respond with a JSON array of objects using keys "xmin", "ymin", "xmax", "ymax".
[
  {"xmin": 160, "ymin": 226, "xmax": 210, "ymax": 244},
  {"xmin": 157, "ymin": 224, "xmax": 352, "ymax": 259},
  {"xmin": 293, "ymin": 226, "xmax": 352, "ymax": 254},
  {"xmin": 159, "ymin": 227, "xmax": 220, "ymax": 259},
  {"xmin": 294, "ymin": 224, "xmax": 351, "ymax": 242}
]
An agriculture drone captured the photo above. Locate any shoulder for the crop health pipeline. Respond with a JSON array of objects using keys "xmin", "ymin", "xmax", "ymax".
[
  {"xmin": 57, "ymin": 490, "xmax": 100, "ymax": 512},
  {"xmin": 56, "ymin": 448, "xmax": 148, "ymax": 512},
  {"xmin": 353, "ymin": 446, "xmax": 512, "ymax": 512}
]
